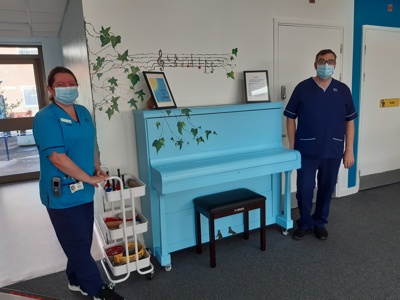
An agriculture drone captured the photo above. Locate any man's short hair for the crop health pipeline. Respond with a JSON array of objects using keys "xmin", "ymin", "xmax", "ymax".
[{"xmin": 315, "ymin": 49, "xmax": 337, "ymax": 62}]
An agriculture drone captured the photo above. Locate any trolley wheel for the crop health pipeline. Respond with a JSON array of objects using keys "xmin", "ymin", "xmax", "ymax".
[
  {"xmin": 147, "ymin": 271, "xmax": 155, "ymax": 280},
  {"xmin": 282, "ymin": 230, "xmax": 289, "ymax": 236},
  {"xmin": 164, "ymin": 264, "xmax": 172, "ymax": 271}
]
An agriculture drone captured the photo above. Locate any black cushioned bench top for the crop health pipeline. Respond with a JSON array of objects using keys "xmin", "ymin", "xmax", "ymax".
[{"xmin": 193, "ymin": 188, "xmax": 266, "ymax": 213}]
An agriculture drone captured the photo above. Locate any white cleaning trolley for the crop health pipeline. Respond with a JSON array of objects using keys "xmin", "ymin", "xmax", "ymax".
[{"xmin": 98, "ymin": 174, "xmax": 154, "ymax": 283}]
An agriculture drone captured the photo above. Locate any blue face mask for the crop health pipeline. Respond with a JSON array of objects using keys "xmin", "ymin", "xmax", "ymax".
[
  {"xmin": 316, "ymin": 64, "xmax": 335, "ymax": 79},
  {"xmin": 54, "ymin": 86, "xmax": 79, "ymax": 105}
]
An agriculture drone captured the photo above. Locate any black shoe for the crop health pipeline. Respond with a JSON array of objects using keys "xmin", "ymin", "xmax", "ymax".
[
  {"xmin": 314, "ymin": 226, "xmax": 328, "ymax": 240},
  {"xmin": 94, "ymin": 284, "xmax": 125, "ymax": 300},
  {"xmin": 292, "ymin": 228, "xmax": 313, "ymax": 240}
]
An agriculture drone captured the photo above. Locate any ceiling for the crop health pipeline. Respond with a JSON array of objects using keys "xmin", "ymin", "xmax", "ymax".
[{"xmin": 0, "ymin": 0, "xmax": 68, "ymax": 38}]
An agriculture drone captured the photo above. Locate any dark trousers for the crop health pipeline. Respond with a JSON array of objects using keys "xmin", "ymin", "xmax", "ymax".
[
  {"xmin": 296, "ymin": 156, "xmax": 341, "ymax": 230},
  {"xmin": 47, "ymin": 202, "xmax": 103, "ymax": 296}
]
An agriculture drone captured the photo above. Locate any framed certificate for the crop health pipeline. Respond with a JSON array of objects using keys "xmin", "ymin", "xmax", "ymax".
[
  {"xmin": 244, "ymin": 70, "xmax": 270, "ymax": 102},
  {"xmin": 143, "ymin": 72, "xmax": 177, "ymax": 109}
]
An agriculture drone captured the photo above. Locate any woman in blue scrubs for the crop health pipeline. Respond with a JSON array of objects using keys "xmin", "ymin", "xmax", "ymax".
[
  {"xmin": 284, "ymin": 49, "xmax": 357, "ymax": 241},
  {"xmin": 33, "ymin": 67, "xmax": 124, "ymax": 300}
]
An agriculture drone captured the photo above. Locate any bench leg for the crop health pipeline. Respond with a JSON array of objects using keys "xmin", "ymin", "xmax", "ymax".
[
  {"xmin": 195, "ymin": 210, "xmax": 202, "ymax": 254},
  {"xmin": 260, "ymin": 203, "xmax": 266, "ymax": 251},
  {"xmin": 209, "ymin": 216, "xmax": 216, "ymax": 268},
  {"xmin": 243, "ymin": 210, "xmax": 249, "ymax": 240}
]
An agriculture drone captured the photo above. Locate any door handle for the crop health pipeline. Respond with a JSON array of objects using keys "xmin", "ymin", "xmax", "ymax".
[{"xmin": 281, "ymin": 85, "xmax": 286, "ymax": 101}]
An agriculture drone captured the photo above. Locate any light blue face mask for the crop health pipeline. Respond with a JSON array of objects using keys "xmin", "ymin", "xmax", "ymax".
[
  {"xmin": 54, "ymin": 86, "xmax": 79, "ymax": 105},
  {"xmin": 316, "ymin": 64, "xmax": 335, "ymax": 79}
]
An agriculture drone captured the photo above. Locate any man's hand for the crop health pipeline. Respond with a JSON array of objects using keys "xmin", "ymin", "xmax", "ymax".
[{"xmin": 343, "ymin": 150, "xmax": 354, "ymax": 169}]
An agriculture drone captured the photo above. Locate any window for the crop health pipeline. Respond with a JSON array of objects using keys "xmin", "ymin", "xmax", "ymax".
[{"xmin": 22, "ymin": 87, "xmax": 38, "ymax": 107}]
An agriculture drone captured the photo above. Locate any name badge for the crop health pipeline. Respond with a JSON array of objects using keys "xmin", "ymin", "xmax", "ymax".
[
  {"xmin": 60, "ymin": 118, "xmax": 72, "ymax": 124},
  {"xmin": 70, "ymin": 181, "xmax": 84, "ymax": 193}
]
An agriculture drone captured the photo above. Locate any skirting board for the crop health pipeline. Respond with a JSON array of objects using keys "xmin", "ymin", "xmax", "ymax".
[{"xmin": 360, "ymin": 169, "xmax": 400, "ymax": 191}]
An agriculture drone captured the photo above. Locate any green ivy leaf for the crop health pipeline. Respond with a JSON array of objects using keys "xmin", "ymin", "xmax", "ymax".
[
  {"xmin": 110, "ymin": 35, "xmax": 121, "ymax": 48},
  {"xmin": 128, "ymin": 98, "xmax": 138, "ymax": 109},
  {"xmin": 175, "ymin": 139, "xmax": 184, "ymax": 150},
  {"xmin": 108, "ymin": 77, "xmax": 118, "ymax": 86},
  {"xmin": 196, "ymin": 137, "xmax": 205, "ymax": 145},
  {"xmin": 227, "ymin": 71, "xmax": 235, "ymax": 79},
  {"xmin": 117, "ymin": 50, "xmax": 129, "ymax": 62},
  {"xmin": 127, "ymin": 73, "xmax": 140, "ymax": 88},
  {"xmin": 100, "ymin": 26, "xmax": 111, "ymax": 37},
  {"xmin": 135, "ymin": 90, "xmax": 145, "ymax": 102},
  {"xmin": 156, "ymin": 122, "xmax": 161, "ymax": 129},
  {"xmin": 109, "ymin": 86, "xmax": 115, "ymax": 93},
  {"xmin": 205, "ymin": 130, "xmax": 211, "ymax": 140},
  {"xmin": 190, "ymin": 128, "xmax": 198, "ymax": 138},
  {"xmin": 96, "ymin": 73, "xmax": 103, "ymax": 79},
  {"xmin": 232, "ymin": 48, "xmax": 238, "ymax": 57},
  {"xmin": 166, "ymin": 110, "xmax": 171, "ymax": 115},
  {"xmin": 181, "ymin": 108, "xmax": 191, "ymax": 118},
  {"xmin": 93, "ymin": 56, "xmax": 105, "ymax": 72},
  {"xmin": 106, "ymin": 107, "xmax": 114, "ymax": 120},
  {"xmin": 152, "ymin": 138, "xmax": 165, "ymax": 153},
  {"xmin": 177, "ymin": 121, "xmax": 186, "ymax": 135},
  {"xmin": 100, "ymin": 35, "xmax": 110, "ymax": 47},
  {"xmin": 111, "ymin": 96, "xmax": 120, "ymax": 112}
]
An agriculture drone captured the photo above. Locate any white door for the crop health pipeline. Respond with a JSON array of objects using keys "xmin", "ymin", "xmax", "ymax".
[
  {"xmin": 359, "ymin": 26, "xmax": 400, "ymax": 178},
  {"xmin": 273, "ymin": 19, "xmax": 344, "ymax": 205}
]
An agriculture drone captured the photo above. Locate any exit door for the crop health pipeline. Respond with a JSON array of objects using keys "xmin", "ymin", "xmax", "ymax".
[{"xmin": 358, "ymin": 26, "xmax": 400, "ymax": 189}]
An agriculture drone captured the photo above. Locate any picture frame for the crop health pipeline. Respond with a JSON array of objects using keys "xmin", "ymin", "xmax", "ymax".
[
  {"xmin": 143, "ymin": 71, "xmax": 177, "ymax": 109},
  {"xmin": 244, "ymin": 70, "xmax": 271, "ymax": 102}
]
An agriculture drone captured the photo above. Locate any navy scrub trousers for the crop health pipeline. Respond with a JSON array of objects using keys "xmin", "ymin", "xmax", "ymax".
[
  {"xmin": 47, "ymin": 201, "xmax": 103, "ymax": 296},
  {"xmin": 296, "ymin": 156, "xmax": 341, "ymax": 230}
]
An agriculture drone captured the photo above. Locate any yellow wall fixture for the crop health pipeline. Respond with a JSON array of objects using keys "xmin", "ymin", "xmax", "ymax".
[{"xmin": 379, "ymin": 98, "xmax": 400, "ymax": 108}]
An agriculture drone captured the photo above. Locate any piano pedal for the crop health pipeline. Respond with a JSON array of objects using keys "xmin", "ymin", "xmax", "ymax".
[
  {"xmin": 228, "ymin": 226, "xmax": 237, "ymax": 235},
  {"xmin": 217, "ymin": 230, "xmax": 223, "ymax": 240}
]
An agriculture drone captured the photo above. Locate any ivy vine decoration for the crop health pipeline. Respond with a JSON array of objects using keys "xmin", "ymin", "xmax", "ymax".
[
  {"xmin": 86, "ymin": 23, "xmax": 145, "ymax": 119},
  {"xmin": 85, "ymin": 23, "xmax": 237, "ymax": 153},
  {"xmin": 152, "ymin": 108, "xmax": 217, "ymax": 153}
]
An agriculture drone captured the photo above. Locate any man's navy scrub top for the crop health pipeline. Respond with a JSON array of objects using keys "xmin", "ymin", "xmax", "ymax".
[{"xmin": 284, "ymin": 77, "xmax": 358, "ymax": 159}]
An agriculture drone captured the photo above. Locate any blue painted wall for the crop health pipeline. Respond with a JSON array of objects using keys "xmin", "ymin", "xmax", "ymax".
[{"xmin": 351, "ymin": 0, "xmax": 400, "ymax": 187}]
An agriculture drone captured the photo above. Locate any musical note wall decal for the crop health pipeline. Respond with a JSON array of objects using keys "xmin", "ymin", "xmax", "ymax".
[{"xmin": 85, "ymin": 22, "xmax": 238, "ymax": 118}]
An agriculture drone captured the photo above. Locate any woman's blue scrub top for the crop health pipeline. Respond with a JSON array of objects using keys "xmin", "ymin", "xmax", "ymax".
[
  {"xmin": 33, "ymin": 103, "xmax": 95, "ymax": 209},
  {"xmin": 284, "ymin": 77, "xmax": 358, "ymax": 159}
]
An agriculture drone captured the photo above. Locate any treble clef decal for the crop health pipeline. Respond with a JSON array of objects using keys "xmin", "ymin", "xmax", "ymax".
[{"xmin": 157, "ymin": 49, "xmax": 165, "ymax": 71}]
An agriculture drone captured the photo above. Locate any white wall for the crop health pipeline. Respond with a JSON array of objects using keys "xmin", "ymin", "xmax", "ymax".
[{"xmin": 79, "ymin": 0, "xmax": 354, "ymax": 195}]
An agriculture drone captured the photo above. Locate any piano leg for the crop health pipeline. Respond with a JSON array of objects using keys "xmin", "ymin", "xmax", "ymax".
[{"xmin": 276, "ymin": 170, "xmax": 294, "ymax": 233}]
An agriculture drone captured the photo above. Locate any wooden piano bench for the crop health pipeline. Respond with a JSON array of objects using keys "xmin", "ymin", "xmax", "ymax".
[{"xmin": 193, "ymin": 188, "xmax": 266, "ymax": 268}]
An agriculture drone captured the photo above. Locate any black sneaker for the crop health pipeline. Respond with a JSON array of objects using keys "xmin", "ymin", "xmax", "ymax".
[
  {"xmin": 68, "ymin": 282, "xmax": 88, "ymax": 296},
  {"xmin": 94, "ymin": 284, "xmax": 125, "ymax": 300},
  {"xmin": 314, "ymin": 226, "xmax": 328, "ymax": 240},
  {"xmin": 292, "ymin": 228, "xmax": 313, "ymax": 240}
]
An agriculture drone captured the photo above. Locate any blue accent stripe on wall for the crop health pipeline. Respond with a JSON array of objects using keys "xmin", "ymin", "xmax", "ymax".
[{"xmin": 351, "ymin": 0, "xmax": 400, "ymax": 188}]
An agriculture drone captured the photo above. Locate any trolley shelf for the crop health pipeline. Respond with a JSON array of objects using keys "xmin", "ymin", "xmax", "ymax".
[
  {"xmin": 99, "ymin": 209, "xmax": 148, "ymax": 240},
  {"xmin": 103, "ymin": 241, "xmax": 152, "ymax": 277}
]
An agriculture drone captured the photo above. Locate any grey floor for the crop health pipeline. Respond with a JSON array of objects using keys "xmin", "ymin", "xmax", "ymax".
[{"xmin": 2, "ymin": 181, "xmax": 400, "ymax": 300}]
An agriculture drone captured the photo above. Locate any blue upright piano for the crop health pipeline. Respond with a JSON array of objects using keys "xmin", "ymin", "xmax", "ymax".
[{"xmin": 134, "ymin": 102, "xmax": 301, "ymax": 270}]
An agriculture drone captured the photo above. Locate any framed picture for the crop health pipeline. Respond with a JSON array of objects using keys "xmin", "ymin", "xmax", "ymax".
[
  {"xmin": 244, "ymin": 70, "xmax": 271, "ymax": 102},
  {"xmin": 143, "ymin": 72, "xmax": 177, "ymax": 109}
]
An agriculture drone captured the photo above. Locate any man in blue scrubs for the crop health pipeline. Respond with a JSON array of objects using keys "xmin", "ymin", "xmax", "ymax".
[{"xmin": 284, "ymin": 49, "xmax": 357, "ymax": 240}]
